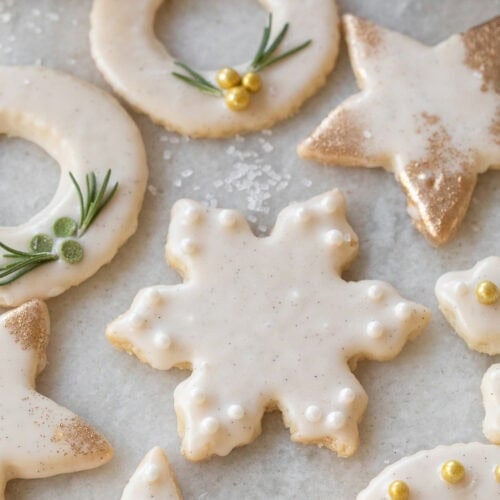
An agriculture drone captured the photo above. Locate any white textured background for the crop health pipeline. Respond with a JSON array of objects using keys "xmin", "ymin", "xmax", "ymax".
[{"xmin": 1, "ymin": 0, "xmax": 499, "ymax": 498}]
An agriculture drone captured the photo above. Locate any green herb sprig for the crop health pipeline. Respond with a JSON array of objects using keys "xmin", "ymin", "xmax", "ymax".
[
  {"xmin": 0, "ymin": 169, "xmax": 118, "ymax": 286},
  {"xmin": 171, "ymin": 14, "xmax": 312, "ymax": 105}
]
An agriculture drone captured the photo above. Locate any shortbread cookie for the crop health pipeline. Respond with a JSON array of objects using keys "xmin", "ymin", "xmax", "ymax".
[
  {"xmin": 435, "ymin": 256, "xmax": 500, "ymax": 354},
  {"xmin": 482, "ymin": 364, "xmax": 500, "ymax": 444},
  {"xmin": 0, "ymin": 300, "xmax": 113, "ymax": 499},
  {"xmin": 90, "ymin": 0, "xmax": 340, "ymax": 137},
  {"xmin": 121, "ymin": 447, "xmax": 182, "ymax": 500},
  {"xmin": 107, "ymin": 190, "xmax": 430, "ymax": 460},
  {"xmin": 0, "ymin": 66, "xmax": 147, "ymax": 307},
  {"xmin": 298, "ymin": 15, "xmax": 500, "ymax": 246},
  {"xmin": 357, "ymin": 443, "xmax": 500, "ymax": 499}
]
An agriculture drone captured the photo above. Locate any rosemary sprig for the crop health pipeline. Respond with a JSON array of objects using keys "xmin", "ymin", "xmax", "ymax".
[
  {"xmin": 0, "ymin": 241, "xmax": 58, "ymax": 287},
  {"xmin": 249, "ymin": 14, "xmax": 312, "ymax": 72},
  {"xmin": 172, "ymin": 62, "xmax": 223, "ymax": 96},
  {"xmin": 69, "ymin": 169, "xmax": 118, "ymax": 236}
]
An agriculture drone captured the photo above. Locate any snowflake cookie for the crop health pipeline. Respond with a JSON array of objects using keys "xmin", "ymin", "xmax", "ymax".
[
  {"xmin": 298, "ymin": 15, "xmax": 500, "ymax": 246},
  {"xmin": 0, "ymin": 300, "xmax": 113, "ymax": 499},
  {"xmin": 121, "ymin": 447, "xmax": 182, "ymax": 500},
  {"xmin": 482, "ymin": 364, "xmax": 500, "ymax": 445},
  {"xmin": 107, "ymin": 190, "xmax": 430, "ymax": 460},
  {"xmin": 357, "ymin": 442, "xmax": 500, "ymax": 499},
  {"xmin": 435, "ymin": 256, "xmax": 500, "ymax": 354}
]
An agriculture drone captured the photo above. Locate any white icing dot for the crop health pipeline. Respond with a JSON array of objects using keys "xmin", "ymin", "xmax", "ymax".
[
  {"xmin": 326, "ymin": 411, "xmax": 346, "ymax": 429},
  {"xmin": 305, "ymin": 405, "xmax": 322, "ymax": 422},
  {"xmin": 141, "ymin": 463, "xmax": 160, "ymax": 483},
  {"xmin": 366, "ymin": 321, "xmax": 384, "ymax": 339},
  {"xmin": 395, "ymin": 302, "xmax": 412, "ymax": 320},
  {"xmin": 295, "ymin": 206, "xmax": 310, "ymax": 222},
  {"xmin": 454, "ymin": 281, "xmax": 468, "ymax": 296},
  {"xmin": 368, "ymin": 285, "xmax": 384, "ymax": 301},
  {"xmin": 153, "ymin": 332, "xmax": 171, "ymax": 349},
  {"xmin": 183, "ymin": 204, "xmax": 201, "ymax": 224},
  {"xmin": 218, "ymin": 209, "xmax": 237, "ymax": 227},
  {"xmin": 190, "ymin": 388, "xmax": 206, "ymax": 405},
  {"xmin": 338, "ymin": 388, "xmax": 356, "ymax": 406},
  {"xmin": 201, "ymin": 417, "xmax": 219, "ymax": 435},
  {"xmin": 321, "ymin": 192, "xmax": 341, "ymax": 213},
  {"xmin": 130, "ymin": 313, "xmax": 146, "ymax": 329},
  {"xmin": 180, "ymin": 238, "xmax": 198, "ymax": 255},
  {"xmin": 227, "ymin": 404, "xmax": 245, "ymax": 420},
  {"xmin": 325, "ymin": 230, "xmax": 344, "ymax": 247},
  {"xmin": 363, "ymin": 129, "xmax": 373, "ymax": 139}
]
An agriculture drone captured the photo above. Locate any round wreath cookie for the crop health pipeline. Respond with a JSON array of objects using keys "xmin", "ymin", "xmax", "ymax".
[
  {"xmin": 357, "ymin": 443, "xmax": 500, "ymax": 499},
  {"xmin": 121, "ymin": 447, "xmax": 182, "ymax": 500},
  {"xmin": 90, "ymin": 0, "xmax": 340, "ymax": 138},
  {"xmin": 0, "ymin": 66, "xmax": 147, "ymax": 307}
]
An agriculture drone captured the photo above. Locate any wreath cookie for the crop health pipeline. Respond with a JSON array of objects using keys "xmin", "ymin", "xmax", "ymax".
[
  {"xmin": 107, "ymin": 190, "xmax": 430, "ymax": 460},
  {"xmin": 0, "ymin": 66, "xmax": 147, "ymax": 307},
  {"xmin": 121, "ymin": 447, "xmax": 182, "ymax": 500},
  {"xmin": 357, "ymin": 443, "xmax": 500, "ymax": 499},
  {"xmin": 0, "ymin": 300, "xmax": 113, "ymax": 499},
  {"xmin": 90, "ymin": 0, "xmax": 340, "ymax": 138},
  {"xmin": 298, "ymin": 15, "xmax": 500, "ymax": 246}
]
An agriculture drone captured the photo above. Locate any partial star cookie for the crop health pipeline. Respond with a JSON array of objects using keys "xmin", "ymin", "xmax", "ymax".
[
  {"xmin": 298, "ymin": 15, "xmax": 500, "ymax": 246},
  {"xmin": 482, "ymin": 364, "xmax": 500, "ymax": 445},
  {"xmin": 435, "ymin": 256, "xmax": 500, "ymax": 354},
  {"xmin": 121, "ymin": 447, "xmax": 182, "ymax": 500},
  {"xmin": 107, "ymin": 190, "xmax": 430, "ymax": 460},
  {"xmin": 357, "ymin": 443, "xmax": 500, "ymax": 499},
  {"xmin": 0, "ymin": 300, "xmax": 113, "ymax": 499}
]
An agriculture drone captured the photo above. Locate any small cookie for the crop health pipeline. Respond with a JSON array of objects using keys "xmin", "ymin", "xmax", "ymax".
[
  {"xmin": 298, "ymin": 15, "xmax": 500, "ymax": 246},
  {"xmin": 107, "ymin": 190, "xmax": 430, "ymax": 460},
  {"xmin": 121, "ymin": 447, "xmax": 182, "ymax": 500},
  {"xmin": 482, "ymin": 364, "xmax": 500, "ymax": 444},
  {"xmin": 0, "ymin": 300, "xmax": 113, "ymax": 498},
  {"xmin": 90, "ymin": 0, "xmax": 340, "ymax": 137},
  {"xmin": 435, "ymin": 256, "xmax": 500, "ymax": 354},
  {"xmin": 0, "ymin": 65, "xmax": 147, "ymax": 307},
  {"xmin": 357, "ymin": 442, "xmax": 500, "ymax": 499}
]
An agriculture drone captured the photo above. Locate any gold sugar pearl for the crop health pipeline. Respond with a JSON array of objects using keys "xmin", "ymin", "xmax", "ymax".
[
  {"xmin": 495, "ymin": 465, "xmax": 500, "ymax": 482},
  {"xmin": 475, "ymin": 280, "xmax": 499, "ymax": 305},
  {"xmin": 242, "ymin": 72, "xmax": 262, "ymax": 93},
  {"xmin": 388, "ymin": 480, "xmax": 410, "ymax": 500},
  {"xmin": 216, "ymin": 67, "xmax": 241, "ymax": 89},
  {"xmin": 225, "ymin": 86, "xmax": 250, "ymax": 111},
  {"xmin": 441, "ymin": 460, "xmax": 465, "ymax": 484}
]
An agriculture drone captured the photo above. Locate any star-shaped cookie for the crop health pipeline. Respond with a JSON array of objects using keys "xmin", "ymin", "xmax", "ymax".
[
  {"xmin": 121, "ymin": 447, "xmax": 182, "ymax": 500},
  {"xmin": 107, "ymin": 190, "xmax": 430, "ymax": 460},
  {"xmin": 0, "ymin": 300, "xmax": 113, "ymax": 498},
  {"xmin": 298, "ymin": 15, "xmax": 500, "ymax": 245}
]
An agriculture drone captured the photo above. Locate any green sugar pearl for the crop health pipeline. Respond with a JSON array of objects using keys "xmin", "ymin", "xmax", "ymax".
[
  {"xmin": 30, "ymin": 234, "xmax": 54, "ymax": 253},
  {"xmin": 60, "ymin": 240, "xmax": 84, "ymax": 264},
  {"xmin": 53, "ymin": 217, "xmax": 77, "ymax": 237}
]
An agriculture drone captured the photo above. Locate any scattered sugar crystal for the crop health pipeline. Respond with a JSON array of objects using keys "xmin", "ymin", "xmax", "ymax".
[
  {"xmin": 173, "ymin": 179, "xmax": 182, "ymax": 187},
  {"xmin": 46, "ymin": 12, "xmax": 60, "ymax": 21},
  {"xmin": 163, "ymin": 150, "xmax": 172, "ymax": 160},
  {"xmin": 302, "ymin": 178, "xmax": 313, "ymax": 188},
  {"xmin": 181, "ymin": 169, "xmax": 193, "ymax": 178},
  {"xmin": 213, "ymin": 180, "xmax": 223, "ymax": 188},
  {"xmin": 168, "ymin": 136, "xmax": 180, "ymax": 144},
  {"xmin": 1, "ymin": 12, "xmax": 11, "ymax": 22},
  {"xmin": 147, "ymin": 185, "xmax": 158, "ymax": 196}
]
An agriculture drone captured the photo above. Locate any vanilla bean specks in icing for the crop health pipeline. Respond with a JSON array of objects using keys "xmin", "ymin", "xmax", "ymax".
[
  {"xmin": 121, "ymin": 447, "xmax": 182, "ymax": 500},
  {"xmin": 107, "ymin": 190, "xmax": 430, "ymax": 460},
  {"xmin": 357, "ymin": 443, "xmax": 500, "ymax": 499},
  {"xmin": 0, "ymin": 300, "xmax": 113, "ymax": 499},
  {"xmin": 0, "ymin": 66, "xmax": 147, "ymax": 307},
  {"xmin": 90, "ymin": 0, "xmax": 340, "ymax": 137},
  {"xmin": 299, "ymin": 15, "xmax": 500, "ymax": 246}
]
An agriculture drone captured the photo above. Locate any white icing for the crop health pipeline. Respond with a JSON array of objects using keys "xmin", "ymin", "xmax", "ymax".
[
  {"xmin": 107, "ymin": 190, "xmax": 430, "ymax": 460},
  {"xmin": 368, "ymin": 285, "xmax": 384, "ymax": 301},
  {"xmin": 305, "ymin": 405, "xmax": 322, "ymax": 423},
  {"xmin": 227, "ymin": 405, "xmax": 245, "ymax": 420},
  {"xmin": 325, "ymin": 229, "xmax": 345, "ymax": 247},
  {"xmin": 394, "ymin": 302, "xmax": 412, "ymax": 320},
  {"xmin": 436, "ymin": 256, "xmax": 500, "ymax": 354},
  {"xmin": 338, "ymin": 388, "xmax": 356, "ymax": 406},
  {"xmin": 366, "ymin": 321, "xmax": 384, "ymax": 339},
  {"xmin": 0, "ymin": 300, "xmax": 113, "ymax": 498},
  {"xmin": 154, "ymin": 332, "xmax": 172, "ymax": 350},
  {"xmin": 121, "ymin": 447, "xmax": 182, "ymax": 500},
  {"xmin": 481, "ymin": 364, "xmax": 500, "ymax": 444},
  {"xmin": 180, "ymin": 238, "xmax": 198, "ymax": 255},
  {"xmin": 357, "ymin": 442, "xmax": 500, "ymax": 499},
  {"xmin": 190, "ymin": 389, "xmax": 206, "ymax": 406},
  {"xmin": 201, "ymin": 417, "xmax": 219, "ymax": 435},
  {"xmin": 218, "ymin": 210, "xmax": 237, "ymax": 228},
  {"xmin": 0, "ymin": 66, "xmax": 147, "ymax": 307},
  {"xmin": 90, "ymin": 0, "xmax": 340, "ymax": 138}
]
